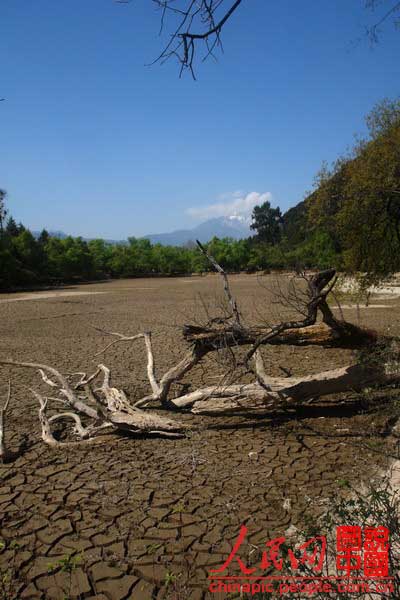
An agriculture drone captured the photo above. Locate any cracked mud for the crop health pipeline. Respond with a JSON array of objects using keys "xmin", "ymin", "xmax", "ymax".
[{"xmin": 0, "ymin": 275, "xmax": 397, "ymax": 599}]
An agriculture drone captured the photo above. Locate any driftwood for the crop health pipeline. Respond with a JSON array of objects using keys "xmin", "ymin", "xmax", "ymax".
[
  {"xmin": 0, "ymin": 359, "xmax": 187, "ymax": 446},
  {"xmin": 171, "ymin": 353, "xmax": 400, "ymax": 414},
  {"xmin": 0, "ymin": 241, "xmax": 399, "ymax": 448}
]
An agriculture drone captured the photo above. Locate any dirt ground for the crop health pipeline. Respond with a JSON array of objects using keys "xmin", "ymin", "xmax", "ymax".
[{"xmin": 0, "ymin": 274, "xmax": 398, "ymax": 600}]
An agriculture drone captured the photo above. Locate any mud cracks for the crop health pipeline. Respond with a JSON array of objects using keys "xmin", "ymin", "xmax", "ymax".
[{"xmin": 0, "ymin": 276, "xmax": 396, "ymax": 599}]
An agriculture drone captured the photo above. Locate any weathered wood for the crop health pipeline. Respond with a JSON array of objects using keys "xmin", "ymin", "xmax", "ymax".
[
  {"xmin": 183, "ymin": 320, "xmax": 376, "ymax": 349},
  {"xmin": 2, "ymin": 359, "xmax": 186, "ymax": 446},
  {"xmin": 173, "ymin": 360, "xmax": 400, "ymax": 414},
  {"xmin": 108, "ymin": 410, "xmax": 185, "ymax": 436},
  {"xmin": 0, "ymin": 359, "xmax": 98, "ymax": 419}
]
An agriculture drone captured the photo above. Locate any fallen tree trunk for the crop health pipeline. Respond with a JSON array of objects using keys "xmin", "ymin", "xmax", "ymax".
[
  {"xmin": 171, "ymin": 358, "xmax": 400, "ymax": 414},
  {"xmin": 183, "ymin": 320, "xmax": 376, "ymax": 350}
]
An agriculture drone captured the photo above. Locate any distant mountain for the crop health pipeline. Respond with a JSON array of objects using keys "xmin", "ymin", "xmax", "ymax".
[
  {"xmin": 144, "ymin": 216, "xmax": 252, "ymax": 246},
  {"xmin": 30, "ymin": 215, "xmax": 253, "ymax": 246}
]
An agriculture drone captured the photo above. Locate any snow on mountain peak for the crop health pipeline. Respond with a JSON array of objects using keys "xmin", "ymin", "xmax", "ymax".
[{"xmin": 226, "ymin": 214, "xmax": 251, "ymax": 224}]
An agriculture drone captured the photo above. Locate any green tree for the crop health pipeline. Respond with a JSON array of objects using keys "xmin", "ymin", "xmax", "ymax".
[
  {"xmin": 5, "ymin": 217, "xmax": 19, "ymax": 238},
  {"xmin": 88, "ymin": 239, "xmax": 112, "ymax": 278},
  {"xmin": 0, "ymin": 245, "xmax": 21, "ymax": 288},
  {"xmin": 0, "ymin": 190, "xmax": 7, "ymax": 234},
  {"xmin": 38, "ymin": 229, "xmax": 50, "ymax": 245},
  {"xmin": 108, "ymin": 244, "xmax": 130, "ymax": 277},
  {"xmin": 152, "ymin": 244, "xmax": 192, "ymax": 274},
  {"xmin": 63, "ymin": 237, "xmax": 94, "ymax": 280},
  {"xmin": 190, "ymin": 246, "xmax": 209, "ymax": 273},
  {"xmin": 207, "ymin": 237, "xmax": 231, "ymax": 269},
  {"xmin": 250, "ymin": 201, "xmax": 282, "ymax": 245},
  {"xmin": 12, "ymin": 229, "xmax": 47, "ymax": 282},
  {"xmin": 308, "ymin": 97, "xmax": 400, "ymax": 284}
]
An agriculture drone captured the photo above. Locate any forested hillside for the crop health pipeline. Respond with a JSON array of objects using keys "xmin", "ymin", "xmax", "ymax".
[
  {"xmin": 1, "ymin": 98, "xmax": 399, "ymax": 290},
  {"xmin": 307, "ymin": 98, "xmax": 400, "ymax": 284}
]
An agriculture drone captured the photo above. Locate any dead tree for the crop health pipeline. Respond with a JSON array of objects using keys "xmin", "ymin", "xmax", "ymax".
[{"xmin": 0, "ymin": 241, "xmax": 399, "ymax": 448}]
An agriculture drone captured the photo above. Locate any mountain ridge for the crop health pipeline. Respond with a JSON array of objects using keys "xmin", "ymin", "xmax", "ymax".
[
  {"xmin": 144, "ymin": 216, "xmax": 252, "ymax": 245},
  {"xmin": 32, "ymin": 215, "xmax": 253, "ymax": 246}
]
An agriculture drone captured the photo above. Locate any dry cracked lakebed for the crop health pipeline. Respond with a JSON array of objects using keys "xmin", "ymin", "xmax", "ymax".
[{"xmin": 0, "ymin": 275, "xmax": 397, "ymax": 599}]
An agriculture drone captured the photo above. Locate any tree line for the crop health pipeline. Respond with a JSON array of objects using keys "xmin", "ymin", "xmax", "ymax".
[
  {"xmin": 1, "ymin": 98, "xmax": 399, "ymax": 290},
  {"xmin": 0, "ymin": 203, "xmax": 340, "ymax": 290}
]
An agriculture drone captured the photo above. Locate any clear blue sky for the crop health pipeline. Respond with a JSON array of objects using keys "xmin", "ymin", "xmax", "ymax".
[{"xmin": 1, "ymin": 0, "xmax": 399, "ymax": 239}]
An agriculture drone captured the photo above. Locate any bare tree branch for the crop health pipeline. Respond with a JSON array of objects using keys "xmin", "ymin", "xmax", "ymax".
[
  {"xmin": 365, "ymin": 0, "xmax": 400, "ymax": 43},
  {"xmin": 0, "ymin": 359, "xmax": 98, "ymax": 419},
  {"xmin": 196, "ymin": 239, "xmax": 242, "ymax": 325},
  {"xmin": 116, "ymin": 0, "xmax": 244, "ymax": 77}
]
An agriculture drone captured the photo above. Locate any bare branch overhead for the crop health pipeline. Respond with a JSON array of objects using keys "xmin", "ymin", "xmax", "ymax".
[
  {"xmin": 365, "ymin": 1, "xmax": 400, "ymax": 44},
  {"xmin": 116, "ymin": 0, "xmax": 244, "ymax": 77}
]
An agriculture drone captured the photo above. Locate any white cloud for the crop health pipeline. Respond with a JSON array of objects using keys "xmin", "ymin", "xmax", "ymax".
[{"xmin": 186, "ymin": 191, "xmax": 272, "ymax": 221}]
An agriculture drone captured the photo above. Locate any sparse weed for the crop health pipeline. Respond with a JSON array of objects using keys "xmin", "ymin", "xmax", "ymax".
[
  {"xmin": 47, "ymin": 552, "xmax": 83, "ymax": 575},
  {"xmin": 46, "ymin": 552, "xmax": 84, "ymax": 599},
  {"xmin": 164, "ymin": 570, "xmax": 177, "ymax": 588},
  {"xmin": 172, "ymin": 500, "xmax": 185, "ymax": 514},
  {"xmin": 335, "ymin": 477, "xmax": 350, "ymax": 488},
  {"xmin": 146, "ymin": 542, "xmax": 163, "ymax": 555}
]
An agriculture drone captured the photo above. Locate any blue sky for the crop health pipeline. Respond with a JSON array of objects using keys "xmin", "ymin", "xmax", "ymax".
[{"xmin": 1, "ymin": 0, "xmax": 399, "ymax": 239}]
